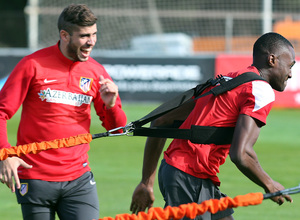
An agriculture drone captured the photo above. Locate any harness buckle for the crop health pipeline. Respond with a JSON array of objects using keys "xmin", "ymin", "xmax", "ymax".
[
  {"xmin": 208, "ymin": 74, "xmax": 224, "ymax": 86},
  {"xmin": 107, "ymin": 123, "xmax": 135, "ymax": 137}
]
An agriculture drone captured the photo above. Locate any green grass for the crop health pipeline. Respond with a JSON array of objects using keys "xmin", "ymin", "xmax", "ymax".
[{"xmin": 1, "ymin": 104, "xmax": 300, "ymax": 219}]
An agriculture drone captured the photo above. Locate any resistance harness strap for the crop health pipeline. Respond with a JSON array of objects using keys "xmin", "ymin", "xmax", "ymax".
[
  {"xmin": 132, "ymin": 72, "xmax": 265, "ymax": 145},
  {"xmin": 133, "ymin": 126, "xmax": 236, "ymax": 145}
]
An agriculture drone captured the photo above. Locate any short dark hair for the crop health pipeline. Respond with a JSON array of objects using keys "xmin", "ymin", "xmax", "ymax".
[
  {"xmin": 57, "ymin": 4, "xmax": 97, "ymax": 34},
  {"xmin": 253, "ymin": 32, "xmax": 293, "ymax": 57}
]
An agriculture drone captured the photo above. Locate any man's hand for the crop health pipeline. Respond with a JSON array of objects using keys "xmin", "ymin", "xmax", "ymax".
[
  {"xmin": 266, "ymin": 180, "xmax": 293, "ymax": 205},
  {"xmin": 99, "ymin": 75, "xmax": 118, "ymax": 109},
  {"xmin": 0, "ymin": 157, "xmax": 32, "ymax": 192},
  {"xmin": 130, "ymin": 182, "xmax": 155, "ymax": 214}
]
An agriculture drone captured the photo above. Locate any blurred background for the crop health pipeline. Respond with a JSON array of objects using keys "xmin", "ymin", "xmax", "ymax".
[{"xmin": 1, "ymin": 0, "xmax": 300, "ymax": 106}]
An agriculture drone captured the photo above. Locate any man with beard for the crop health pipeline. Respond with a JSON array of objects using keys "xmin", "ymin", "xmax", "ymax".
[{"xmin": 0, "ymin": 4, "xmax": 127, "ymax": 220}]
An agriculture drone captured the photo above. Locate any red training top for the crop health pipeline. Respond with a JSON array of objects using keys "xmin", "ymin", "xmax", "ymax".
[
  {"xmin": 0, "ymin": 42, "xmax": 127, "ymax": 181},
  {"xmin": 164, "ymin": 66, "xmax": 275, "ymax": 186}
]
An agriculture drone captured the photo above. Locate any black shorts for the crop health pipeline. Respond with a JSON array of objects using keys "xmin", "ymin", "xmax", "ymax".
[
  {"xmin": 158, "ymin": 159, "xmax": 234, "ymax": 220},
  {"xmin": 15, "ymin": 171, "xmax": 99, "ymax": 220}
]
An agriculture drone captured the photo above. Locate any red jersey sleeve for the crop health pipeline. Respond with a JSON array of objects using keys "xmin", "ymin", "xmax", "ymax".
[
  {"xmin": 92, "ymin": 68, "xmax": 127, "ymax": 132},
  {"xmin": 239, "ymin": 80, "xmax": 275, "ymax": 125},
  {"xmin": 0, "ymin": 56, "xmax": 35, "ymax": 148}
]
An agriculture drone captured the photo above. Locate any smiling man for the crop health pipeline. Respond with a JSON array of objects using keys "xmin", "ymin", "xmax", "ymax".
[
  {"xmin": 0, "ymin": 4, "xmax": 127, "ymax": 220},
  {"xmin": 58, "ymin": 7, "xmax": 98, "ymax": 62}
]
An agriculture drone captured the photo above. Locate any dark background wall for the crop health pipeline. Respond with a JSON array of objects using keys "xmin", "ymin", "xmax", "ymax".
[{"xmin": 0, "ymin": 0, "xmax": 27, "ymax": 47}]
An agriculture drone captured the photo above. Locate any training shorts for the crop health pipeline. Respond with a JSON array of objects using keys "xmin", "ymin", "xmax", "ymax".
[
  {"xmin": 158, "ymin": 159, "xmax": 234, "ymax": 220},
  {"xmin": 15, "ymin": 171, "xmax": 99, "ymax": 220}
]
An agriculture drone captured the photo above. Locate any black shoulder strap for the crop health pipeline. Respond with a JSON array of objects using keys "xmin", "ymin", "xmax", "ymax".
[
  {"xmin": 133, "ymin": 72, "xmax": 265, "ymax": 128},
  {"xmin": 132, "ymin": 72, "xmax": 266, "ymax": 145},
  {"xmin": 132, "ymin": 76, "xmax": 215, "ymax": 128},
  {"xmin": 210, "ymin": 71, "xmax": 265, "ymax": 96}
]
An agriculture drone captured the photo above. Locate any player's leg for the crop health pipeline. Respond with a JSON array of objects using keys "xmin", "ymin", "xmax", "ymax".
[
  {"xmin": 158, "ymin": 159, "xmax": 211, "ymax": 219},
  {"xmin": 158, "ymin": 159, "xmax": 234, "ymax": 220},
  {"xmin": 15, "ymin": 179, "xmax": 59, "ymax": 220},
  {"xmin": 202, "ymin": 180, "xmax": 234, "ymax": 220},
  {"xmin": 56, "ymin": 171, "xmax": 99, "ymax": 220},
  {"xmin": 20, "ymin": 204, "xmax": 55, "ymax": 220}
]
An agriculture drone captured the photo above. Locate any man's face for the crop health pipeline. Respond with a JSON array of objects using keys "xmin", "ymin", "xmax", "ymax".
[
  {"xmin": 66, "ymin": 24, "xmax": 97, "ymax": 62},
  {"xmin": 270, "ymin": 46, "xmax": 295, "ymax": 92}
]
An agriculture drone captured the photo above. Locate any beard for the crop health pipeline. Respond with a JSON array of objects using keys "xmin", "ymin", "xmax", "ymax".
[{"xmin": 66, "ymin": 40, "xmax": 89, "ymax": 62}]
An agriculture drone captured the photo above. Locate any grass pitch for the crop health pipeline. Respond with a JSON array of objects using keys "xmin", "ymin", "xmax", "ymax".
[{"xmin": 1, "ymin": 103, "xmax": 300, "ymax": 219}]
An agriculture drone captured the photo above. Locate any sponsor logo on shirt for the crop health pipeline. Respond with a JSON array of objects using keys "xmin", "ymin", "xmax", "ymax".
[
  {"xmin": 38, "ymin": 88, "xmax": 93, "ymax": 106},
  {"xmin": 79, "ymin": 77, "xmax": 93, "ymax": 93},
  {"xmin": 20, "ymin": 183, "xmax": 28, "ymax": 196}
]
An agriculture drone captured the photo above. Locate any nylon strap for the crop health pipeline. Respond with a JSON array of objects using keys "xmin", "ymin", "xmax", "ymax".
[
  {"xmin": 132, "ymin": 76, "xmax": 221, "ymax": 128},
  {"xmin": 210, "ymin": 71, "xmax": 265, "ymax": 96},
  {"xmin": 132, "ymin": 72, "xmax": 266, "ymax": 145},
  {"xmin": 133, "ymin": 126, "xmax": 235, "ymax": 145}
]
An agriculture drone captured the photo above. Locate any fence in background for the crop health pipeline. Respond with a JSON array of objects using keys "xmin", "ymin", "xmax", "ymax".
[{"xmin": 24, "ymin": 0, "xmax": 300, "ymax": 55}]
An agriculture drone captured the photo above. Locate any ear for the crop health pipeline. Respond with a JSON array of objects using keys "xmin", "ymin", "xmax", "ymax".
[
  {"xmin": 267, "ymin": 54, "xmax": 276, "ymax": 67},
  {"xmin": 60, "ymin": 30, "xmax": 70, "ymax": 43}
]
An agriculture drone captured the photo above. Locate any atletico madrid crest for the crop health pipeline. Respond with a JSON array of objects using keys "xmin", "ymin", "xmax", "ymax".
[
  {"xmin": 20, "ymin": 183, "xmax": 28, "ymax": 196},
  {"xmin": 80, "ymin": 77, "xmax": 93, "ymax": 93}
]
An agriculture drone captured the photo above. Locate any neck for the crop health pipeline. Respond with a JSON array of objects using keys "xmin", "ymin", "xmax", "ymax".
[
  {"xmin": 58, "ymin": 40, "xmax": 75, "ymax": 61},
  {"xmin": 257, "ymin": 68, "xmax": 270, "ymax": 84}
]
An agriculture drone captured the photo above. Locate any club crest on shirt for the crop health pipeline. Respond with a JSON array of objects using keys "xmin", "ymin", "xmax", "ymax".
[
  {"xmin": 20, "ymin": 183, "xmax": 28, "ymax": 196},
  {"xmin": 80, "ymin": 77, "xmax": 93, "ymax": 93}
]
